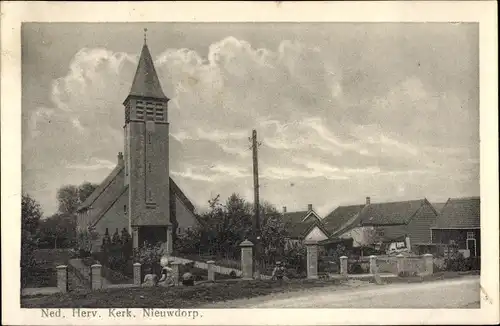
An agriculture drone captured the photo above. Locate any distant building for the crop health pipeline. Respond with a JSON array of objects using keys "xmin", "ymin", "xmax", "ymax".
[
  {"xmin": 323, "ymin": 197, "xmax": 439, "ymax": 253},
  {"xmin": 282, "ymin": 204, "xmax": 329, "ymax": 247},
  {"xmin": 431, "ymin": 197, "xmax": 480, "ymax": 257},
  {"xmin": 76, "ymin": 36, "xmax": 197, "ymax": 253}
]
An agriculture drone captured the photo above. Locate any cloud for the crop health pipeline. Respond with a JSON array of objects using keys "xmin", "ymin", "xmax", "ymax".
[
  {"xmin": 24, "ymin": 33, "xmax": 479, "ymax": 216},
  {"xmin": 67, "ymin": 158, "xmax": 116, "ymax": 171}
]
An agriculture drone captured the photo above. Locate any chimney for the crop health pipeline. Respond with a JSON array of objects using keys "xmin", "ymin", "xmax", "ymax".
[
  {"xmin": 283, "ymin": 206, "xmax": 287, "ymax": 213},
  {"xmin": 366, "ymin": 197, "xmax": 371, "ymax": 205},
  {"xmin": 308, "ymin": 204, "xmax": 313, "ymax": 211},
  {"xmin": 118, "ymin": 152, "xmax": 124, "ymax": 165}
]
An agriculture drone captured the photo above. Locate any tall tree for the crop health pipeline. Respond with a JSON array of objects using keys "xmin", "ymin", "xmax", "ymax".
[
  {"xmin": 56, "ymin": 182, "xmax": 98, "ymax": 214},
  {"xmin": 57, "ymin": 185, "xmax": 80, "ymax": 214},
  {"xmin": 21, "ymin": 193, "xmax": 43, "ymax": 234},
  {"xmin": 78, "ymin": 182, "xmax": 98, "ymax": 204}
]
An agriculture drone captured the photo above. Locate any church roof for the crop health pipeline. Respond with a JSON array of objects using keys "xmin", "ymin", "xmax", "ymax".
[
  {"xmin": 77, "ymin": 163, "xmax": 196, "ymax": 228},
  {"xmin": 125, "ymin": 42, "xmax": 168, "ymax": 102}
]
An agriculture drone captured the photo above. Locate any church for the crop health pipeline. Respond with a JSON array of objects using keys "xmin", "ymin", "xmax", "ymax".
[{"xmin": 76, "ymin": 35, "xmax": 198, "ymax": 254}]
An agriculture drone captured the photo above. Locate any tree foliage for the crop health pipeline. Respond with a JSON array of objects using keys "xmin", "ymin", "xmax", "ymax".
[
  {"xmin": 38, "ymin": 181, "xmax": 99, "ymax": 249},
  {"xmin": 22, "ymin": 193, "xmax": 43, "ymax": 234},
  {"xmin": 78, "ymin": 182, "xmax": 98, "ymax": 204},
  {"xmin": 57, "ymin": 185, "xmax": 80, "ymax": 214},
  {"xmin": 37, "ymin": 213, "xmax": 77, "ymax": 249},
  {"xmin": 175, "ymin": 193, "xmax": 288, "ymax": 263},
  {"xmin": 56, "ymin": 182, "xmax": 98, "ymax": 214},
  {"xmin": 21, "ymin": 193, "xmax": 42, "ymax": 286}
]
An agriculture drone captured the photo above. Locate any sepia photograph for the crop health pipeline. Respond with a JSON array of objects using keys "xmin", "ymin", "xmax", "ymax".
[{"xmin": 2, "ymin": 1, "xmax": 498, "ymax": 325}]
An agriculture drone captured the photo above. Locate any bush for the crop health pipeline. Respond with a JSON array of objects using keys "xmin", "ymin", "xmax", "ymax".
[
  {"xmin": 445, "ymin": 256, "xmax": 481, "ymax": 272},
  {"xmin": 78, "ymin": 248, "xmax": 91, "ymax": 258},
  {"xmin": 21, "ymin": 230, "xmax": 38, "ymax": 287},
  {"xmin": 348, "ymin": 263, "xmax": 364, "ymax": 274}
]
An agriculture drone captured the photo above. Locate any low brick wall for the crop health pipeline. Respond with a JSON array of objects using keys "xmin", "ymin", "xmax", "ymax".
[{"xmin": 337, "ymin": 254, "xmax": 434, "ymax": 277}]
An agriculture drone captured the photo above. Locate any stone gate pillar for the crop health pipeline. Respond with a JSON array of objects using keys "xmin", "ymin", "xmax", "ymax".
[
  {"xmin": 396, "ymin": 254, "xmax": 405, "ymax": 275},
  {"xmin": 133, "ymin": 263, "xmax": 142, "ymax": 286},
  {"xmin": 369, "ymin": 255, "xmax": 378, "ymax": 274},
  {"xmin": 340, "ymin": 256, "xmax": 348, "ymax": 277},
  {"xmin": 304, "ymin": 240, "xmax": 319, "ymax": 279},
  {"xmin": 91, "ymin": 264, "xmax": 102, "ymax": 290},
  {"xmin": 132, "ymin": 226, "xmax": 139, "ymax": 249},
  {"xmin": 56, "ymin": 265, "xmax": 68, "ymax": 293},
  {"xmin": 207, "ymin": 260, "xmax": 215, "ymax": 282},
  {"xmin": 423, "ymin": 254, "xmax": 434, "ymax": 275},
  {"xmin": 239, "ymin": 240, "xmax": 254, "ymax": 280}
]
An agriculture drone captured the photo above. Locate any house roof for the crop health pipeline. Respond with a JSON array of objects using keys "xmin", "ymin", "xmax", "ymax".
[
  {"xmin": 282, "ymin": 210, "xmax": 323, "ymax": 239},
  {"xmin": 124, "ymin": 43, "xmax": 168, "ymax": 102},
  {"xmin": 432, "ymin": 197, "xmax": 480, "ymax": 229},
  {"xmin": 322, "ymin": 204, "xmax": 365, "ymax": 234},
  {"xmin": 329, "ymin": 198, "xmax": 435, "ymax": 238},
  {"xmin": 330, "ymin": 206, "xmax": 367, "ymax": 238},
  {"xmin": 432, "ymin": 202, "xmax": 447, "ymax": 213},
  {"xmin": 302, "ymin": 220, "xmax": 330, "ymax": 239},
  {"xmin": 359, "ymin": 199, "xmax": 427, "ymax": 226}
]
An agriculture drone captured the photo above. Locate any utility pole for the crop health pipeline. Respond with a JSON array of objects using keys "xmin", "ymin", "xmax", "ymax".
[{"xmin": 250, "ymin": 129, "xmax": 261, "ymax": 279}]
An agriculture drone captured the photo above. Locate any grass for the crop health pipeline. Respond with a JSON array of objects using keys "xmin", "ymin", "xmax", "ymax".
[{"xmin": 21, "ymin": 278, "xmax": 343, "ymax": 308}]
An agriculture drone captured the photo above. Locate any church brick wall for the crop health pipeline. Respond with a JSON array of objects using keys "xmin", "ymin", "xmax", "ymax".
[
  {"xmin": 127, "ymin": 118, "xmax": 171, "ymax": 227},
  {"xmin": 91, "ymin": 189, "xmax": 130, "ymax": 252},
  {"xmin": 174, "ymin": 195, "xmax": 198, "ymax": 235},
  {"xmin": 76, "ymin": 166, "xmax": 125, "ymax": 233}
]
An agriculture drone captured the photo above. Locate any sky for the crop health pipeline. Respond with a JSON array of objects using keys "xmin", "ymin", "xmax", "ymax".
[{"xmin": 22, "ymin": 23, "xmax": 480, "ymax": 217}]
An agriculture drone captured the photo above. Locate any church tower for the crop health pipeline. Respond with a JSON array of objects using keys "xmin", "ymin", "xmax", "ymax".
[{"xmin": 123, "ymin": 31, "xmax": 172, "ymax": 252}]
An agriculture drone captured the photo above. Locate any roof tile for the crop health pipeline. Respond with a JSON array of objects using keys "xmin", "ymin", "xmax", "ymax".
[{"xmin": 432, "ymin": 197, "xmax": 480, "ymax": 229}]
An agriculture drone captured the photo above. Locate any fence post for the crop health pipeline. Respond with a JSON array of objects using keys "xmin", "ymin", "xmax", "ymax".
[
  {"xmin": 133, "ymin": 263, "xmax": 141, "ymax": 286},
  {"xmin": 207, "ymin": 260, "xmax": 215, "ymax": 282},
  {"xmin": 369, "ymin": 255, "xmax": 377, "ymax": 274},
  {"xmin": 396, "ymin": 254, "xmax": 405, "ymax": 275},
  {"xmin": 239, "ymin": 240, "xmax": 254, "ymax": 280},
  {"xmin": 304, "ymin": 240, "xmax": 319, "ymax": 279},
  {"xmin": 91, "ymin": 264, "xmax": 102, "ymax": 290},
  {"xmin": 423, "ymin": 254, "xmax": 434, "ymax": 275},
  {"xmin": 170, "ymin": 261, "xmax": 181, "ymax": 286},
  {"xmin": 56, "ymin": 265, "xmax": 68, "ymax": 293},
  {"xmin": 340, "ymin": 256, "xmax": 348, "ymax": 277}
]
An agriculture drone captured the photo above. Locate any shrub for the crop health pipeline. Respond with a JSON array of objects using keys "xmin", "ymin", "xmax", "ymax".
[
  {"xmin": 349, "ymin": 263, "xmax": 364, "ymax": 274},
  {"xmin": 229, "ymin": 270, "xmax": 237, "ymax": 278},
  {"xmin": 21, "ymin": 230, "xmax": 38, "ymax": 287},
  {"xmin": 444, "ymin": 255, "xmax": 476, "ymax": 272}
]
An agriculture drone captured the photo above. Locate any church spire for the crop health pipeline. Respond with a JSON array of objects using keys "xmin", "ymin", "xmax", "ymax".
[{"xmin": 124, "ymin": 30, "xmax": 168, "ymax": 103}]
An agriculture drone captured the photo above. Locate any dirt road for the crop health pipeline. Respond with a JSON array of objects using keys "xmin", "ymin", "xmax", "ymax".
[{"xmin": 206, "ymin": 276, "xmax": 480, "ymax": 308}]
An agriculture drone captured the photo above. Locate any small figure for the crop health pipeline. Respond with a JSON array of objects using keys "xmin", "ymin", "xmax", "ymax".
[
  {"xmin": 271, "ymin": 261, "xmax": 288, "ymax": 281},
  {"xmin": 158, "ymin": 260, "xmax": 175, "ymax": 287},
  {"xmin": 142, "ymin": 267, "xmax": 158, "ymax": 287}
]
